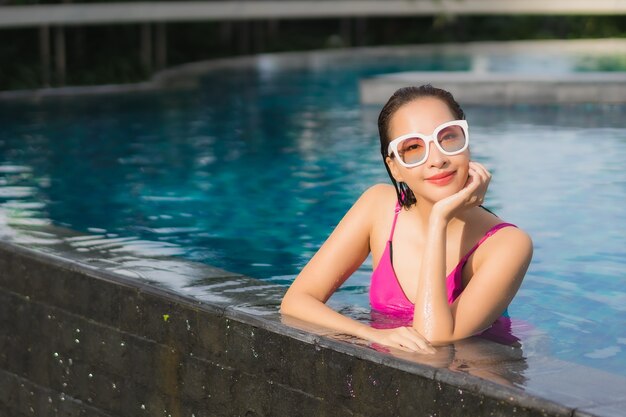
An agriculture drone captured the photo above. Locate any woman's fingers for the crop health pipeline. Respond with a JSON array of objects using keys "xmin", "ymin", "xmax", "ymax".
[
  {"xmin": 466, "ymin": 162, "xmax": 491, "ymax": 206},
  {"xmin": 403, "ymin": 328, "xmax": 437, "ymax": 353},
  {"xmin": 432, "ymin": 161, "xmax": 493, "ymax": 219},
  {"xmin": 384, "ymin": 327, "xmax": 436, "ymax": 354}
]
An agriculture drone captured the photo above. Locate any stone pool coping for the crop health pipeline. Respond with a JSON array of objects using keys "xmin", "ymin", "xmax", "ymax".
[
  {"xmin": 1, "ymin": 222, "xmax": 625, "ymax": 416},
  {"xmin": 360, "ymin": 71, "xmax": 626, "ymax": 104}
]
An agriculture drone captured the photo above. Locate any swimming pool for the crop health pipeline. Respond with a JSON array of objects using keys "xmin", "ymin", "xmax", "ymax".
[{"xmin": 1, "ymin": 41, "xmax": 625, "ymax": 379}]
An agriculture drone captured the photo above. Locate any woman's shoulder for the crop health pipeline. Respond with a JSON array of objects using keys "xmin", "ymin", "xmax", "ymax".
[
  {"xmin": 473, "ymin": 209, "xmax": 533, "ymax": 261},
  {"xmin": 357, "ymin": 184, "xmax": 398, "ymax": 211},
  {"xmin": 345, "ymin": 184, "xmax": 398, "ymax": 228}
]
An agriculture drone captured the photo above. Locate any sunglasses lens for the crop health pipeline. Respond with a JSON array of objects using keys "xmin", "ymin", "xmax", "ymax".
[
  {"xmin": 398, "ymin": 137, "xmax": 426, "ymax": 165},
  {"xmin": 437, "ymin": 124, "xmax": 467, "ymax": 153}
]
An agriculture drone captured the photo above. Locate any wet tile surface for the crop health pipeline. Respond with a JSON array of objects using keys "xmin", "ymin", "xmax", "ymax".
[{"xmin": 575, "ymin": 399, "xmax": 626, "ymax": 417}]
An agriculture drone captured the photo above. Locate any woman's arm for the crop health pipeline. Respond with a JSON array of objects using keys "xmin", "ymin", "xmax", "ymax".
[
  {"xmin": 281, "ymin": 185, "xmax": 379, "ymax": 337},
  {"xmin": 412, "ymin": 162, "xmax": 533, "ymax": 344},
  {"xmin": 281, "ymin": 185, "xmax": 435, "ymax": 353}
]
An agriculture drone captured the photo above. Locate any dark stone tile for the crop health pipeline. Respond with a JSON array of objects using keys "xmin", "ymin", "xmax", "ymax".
[
  {"xmin": 179, "ymin": 357, "xmax": 212, "ymax": 403},
  {"xmin": 47, "ymin": 268, "xmax": 92, "ymax": 319},
  {"xmin": 192, "ymin": 311, "xmax": 230, "ymax": 362},
  {"xmin": 117, "ymin": 288, "xmax": 144, "ymax": 336},
  {"xmin": 434, "ymin": 367, "xmax": 573, "ymax": 417},
  {"xmin": 124, "ymin": 337, "xmax": 159, "ymax": 388},
  {"xmin": 0, "ymin": 247, "xmax": 28, "ymax": 295},
  {"xmin": 0, "ymin": 369, "xmax": 19, "ymax": 408},
  {"xmin": 84, "ymin": 276, "xmax": 123, "ymax": 329}
]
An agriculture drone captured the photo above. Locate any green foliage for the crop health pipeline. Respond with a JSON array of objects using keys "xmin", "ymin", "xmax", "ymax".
[
  {"xmin": 1, "ymin": 14, "xmax": 625, "ymax": 90},
  {"xmin": 575, "ymin": 55, "xmax": 626, "ymax": 72}
]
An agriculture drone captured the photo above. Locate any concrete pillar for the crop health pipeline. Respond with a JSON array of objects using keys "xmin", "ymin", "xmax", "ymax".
[
  {"xmin": 141, "ymin": 23, "xmax": 153, "ymax": 74},
  {"xmin": 39, "ymin": 25, "xmax": 51, "ymax": 87},
  {"xmin": 54, "ymin": 26, "xmax": 66, "ymax": 86},
  {"xmin": 253, "ymin": 20, "xmax": 265, "ymax": 53},
  {"xmin": 340, "ymin": 18, "xmax": 352, "ymax": 46},
  {"xmin": 220, "ymin": 21, "xmax": 233, "ymax": 45},
  {"xmin": 267, "ymin": 19, "xmax": 279, "ymax": 43},
  {"xmin": 238, "ymin": 21, "xmax": 250, "ymax": 54},
  {"xmin": 355, "ymin": 17, "xmax": 367, "ymax": 46},
  {"xmin": 155, "ymin": 23, "xmax": 167, "ymax": 70}
]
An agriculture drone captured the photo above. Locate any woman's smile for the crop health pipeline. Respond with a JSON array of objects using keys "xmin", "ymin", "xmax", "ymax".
[{"xmin": 425, "ymin": 170, "xmax": 456, "ymax": 186}]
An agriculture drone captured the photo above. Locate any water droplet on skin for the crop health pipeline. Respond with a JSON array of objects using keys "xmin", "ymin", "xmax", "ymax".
[
  {"xmin": 88, "ymin": 373, "xmax": 93, "ymax": 378},
  {"xmin": 48, "ymin": 397, "xmax": 52, "ymax": 403},
  {"xmin": 186, "ymin": 320, "xmax": 191, "ymax": 331},
  {"xmin": 68, "ymin": 358, "xmax": 72, "ymax": 366},
  {"xmin": 140, "ymin": 404, "xmax": 146, "ymax": 410},
  {"xmin": 74, "ymin": 339, "xmax": 80, "ymax": 344},
  {"xmin": 112, "ymin": 383, "xmax": 117, "ymax": 389},
  {"xmin": 53, "ymin": 352, "xmax": 59, "ymax": 358},
  {"xmin": 120, "ymin": 342, "xmax": 125, "ymax": 347},
  {"xmin": 59, "ymin": 393, "xmax": 65, "ymax": 401},
  {"xmin": 75, "ymin": 328, "xmax": 80, "ymax": 333}
]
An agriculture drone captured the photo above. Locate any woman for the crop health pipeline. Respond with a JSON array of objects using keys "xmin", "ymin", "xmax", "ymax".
[{"xmin": 280, "ymin": 85, "xmax": 533, "ymax": 353}]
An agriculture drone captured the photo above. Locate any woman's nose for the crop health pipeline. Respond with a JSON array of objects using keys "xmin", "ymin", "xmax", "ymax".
[{"xmin": 427, "ymin": 142, "xmax": 449, "ymax": 168}]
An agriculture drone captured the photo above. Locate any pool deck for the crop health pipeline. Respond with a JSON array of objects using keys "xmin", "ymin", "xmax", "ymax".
[
  {"xmin": 1, "ymin": 221, "xmax": 625, "ymax": 416},
  {"xmin": 360, "ymin": 72, "xmax": 626, "ymax": 104}
]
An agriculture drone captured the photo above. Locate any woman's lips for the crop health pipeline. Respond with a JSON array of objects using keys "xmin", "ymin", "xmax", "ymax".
[{"xmin": 425, "ymin": 170, "xmax": 456, "ymax": 186}]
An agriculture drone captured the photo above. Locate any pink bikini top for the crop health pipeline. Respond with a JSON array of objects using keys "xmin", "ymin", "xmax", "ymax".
[{"xmin": 370, "ymin": 201, "xmax": 516, "ymax": 317}]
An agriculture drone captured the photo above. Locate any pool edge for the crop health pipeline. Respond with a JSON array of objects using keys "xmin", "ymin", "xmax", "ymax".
[{"xmin": 0, "ymin": 239, "xmax": 608, "ymax": 417}]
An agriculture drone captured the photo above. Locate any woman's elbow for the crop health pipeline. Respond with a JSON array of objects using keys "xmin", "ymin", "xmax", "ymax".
[
  {"xmin": 280, "ymin": 287, "xmax": 302, "ymax": 316},
  {"xmin": 280, "ymin": 290, "xmax": 293, "ymax": 315}
]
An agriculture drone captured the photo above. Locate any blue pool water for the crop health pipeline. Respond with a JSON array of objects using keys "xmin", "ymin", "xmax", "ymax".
[{"xmin": 1, "ymin": 46, "xmax": 625, "ymax": 377}]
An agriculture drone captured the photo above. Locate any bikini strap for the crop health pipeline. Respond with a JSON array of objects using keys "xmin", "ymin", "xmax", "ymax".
[
  {"xmin": 459, "ymin": 222, "xmax": 517, "ymax": 264},
  {"xmin": 388, "ymin": 201, "xmax": 402, "ymax": 241}
]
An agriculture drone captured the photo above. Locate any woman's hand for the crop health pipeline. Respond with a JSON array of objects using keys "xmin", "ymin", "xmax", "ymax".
[
  {"xmin": 366, "ymin": 327, "xmax": 437, "ymax": 354},
  {"xmin": 432, "ymin": 161, "xmax": 491, "ymax": 222}
]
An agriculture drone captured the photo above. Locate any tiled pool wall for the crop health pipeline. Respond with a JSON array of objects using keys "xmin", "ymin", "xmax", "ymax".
[{"xmin": 0, "ymin": 240, "xmax": 576, "ymax": 417}]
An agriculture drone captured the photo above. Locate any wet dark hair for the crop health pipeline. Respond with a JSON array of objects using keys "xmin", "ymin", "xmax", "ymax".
[{"xmin": 378, "ymin": 84, "xmax": 465, "ymax": 209}]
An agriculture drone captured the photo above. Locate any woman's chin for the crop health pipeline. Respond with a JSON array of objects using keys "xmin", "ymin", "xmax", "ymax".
[{"xmin": 422, "ymin": 184, "xmax": 464, "ymax": 203}]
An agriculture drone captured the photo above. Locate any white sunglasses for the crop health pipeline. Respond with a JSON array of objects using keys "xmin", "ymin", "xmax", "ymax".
[{"xmin": 387, "ymin": 120, "xmax": 469, "ymax": 168}]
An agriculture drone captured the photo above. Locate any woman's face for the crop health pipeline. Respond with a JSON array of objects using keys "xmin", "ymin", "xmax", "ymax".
[{"xmin": 385, "ymin": 97, "xmax": 470, "ymax": 204}]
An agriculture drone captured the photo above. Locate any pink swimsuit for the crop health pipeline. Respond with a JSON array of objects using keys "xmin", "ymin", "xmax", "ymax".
[{"xmin": 370, "ymin": 201, "xmax": 516, "ymax": 317}]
